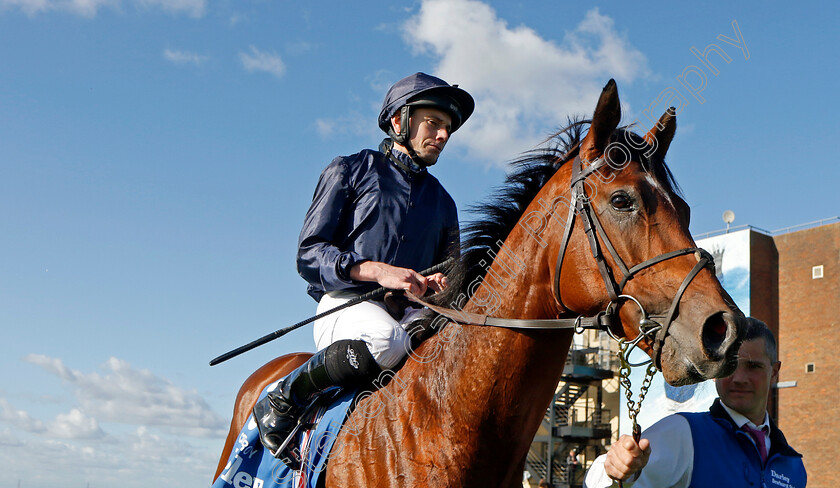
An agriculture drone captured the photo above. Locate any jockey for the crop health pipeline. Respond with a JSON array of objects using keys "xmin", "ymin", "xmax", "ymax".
[{"xmin": 253, "ymin": 72, "xmax": 474, "ymax": 461}]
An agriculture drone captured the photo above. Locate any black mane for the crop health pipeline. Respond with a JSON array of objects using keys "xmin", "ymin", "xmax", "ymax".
[{"xmin": 431, "ymin": 118, "xmax": 681, "ymax": 311}]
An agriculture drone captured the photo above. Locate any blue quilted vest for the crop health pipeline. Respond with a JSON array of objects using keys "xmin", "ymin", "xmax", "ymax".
[{"xmin": 679, "ymin": 399, "xmax": 806, "ymax": 488}]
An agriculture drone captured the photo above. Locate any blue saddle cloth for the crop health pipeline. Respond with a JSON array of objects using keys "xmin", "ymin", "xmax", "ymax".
[{"xmin": 212, "ymin": 382, "xmax": 357, "ymax": 488}]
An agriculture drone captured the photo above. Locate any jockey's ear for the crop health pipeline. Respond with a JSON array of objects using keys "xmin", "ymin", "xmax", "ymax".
[
  {"xmin": 581, "ymin": 79, "xmax": 621, "ymax": 162},
  {"xmin": 644, "ymin": 107, "xmax": 677, "ymax": 160},
  {"xmin": 391, "ymin": 113, "xmax": 403, "ymax": 135}
]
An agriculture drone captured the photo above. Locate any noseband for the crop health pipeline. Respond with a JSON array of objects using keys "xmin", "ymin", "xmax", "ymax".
[{"xmin": 553, "ymin": 154, "xmax": 715, "ymax": 368}]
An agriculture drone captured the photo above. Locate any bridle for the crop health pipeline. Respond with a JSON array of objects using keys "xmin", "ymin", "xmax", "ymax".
[
  {"xmin": 404, "ymin": 151, "xmax": 716, "ymax": 461},
  {"xmin": 553, "ymin": 154, "xmax": 716, "ymax": 369},
  {"xmin": 552, "ymin": 153, "xmax": 716, "ymax": 485},
  {"xmin": 407, "ymin": 153, "xmax": 716, "ymax": 369}
]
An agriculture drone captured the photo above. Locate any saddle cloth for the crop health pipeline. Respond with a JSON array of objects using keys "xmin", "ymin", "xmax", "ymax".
[{"xmin": 212, "ymin": 382, "xmax": 358, "ymax": 488}]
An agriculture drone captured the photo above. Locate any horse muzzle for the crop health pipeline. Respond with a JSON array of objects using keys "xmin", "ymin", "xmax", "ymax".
[{"xmin": 658, "ymin": 310, "xmax": 744, "ymax": 386}]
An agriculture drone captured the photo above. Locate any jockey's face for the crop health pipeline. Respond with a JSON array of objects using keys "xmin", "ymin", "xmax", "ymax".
[{"xmin": 391, "ymin": 107, "xmax": 452, "ymax": 166}]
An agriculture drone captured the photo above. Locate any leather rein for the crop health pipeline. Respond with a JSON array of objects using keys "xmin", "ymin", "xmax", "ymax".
[{"xmin": 407, "ymin": 153, "xmax": 715, "ymax": 370}]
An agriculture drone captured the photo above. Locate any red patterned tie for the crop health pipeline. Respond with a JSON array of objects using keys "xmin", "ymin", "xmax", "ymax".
[{"xmin": 743, "ymin": 425, "xmax": 768, "ymax": 464}]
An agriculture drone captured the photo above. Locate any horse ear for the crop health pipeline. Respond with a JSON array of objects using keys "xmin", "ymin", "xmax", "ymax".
[
  {"xmin": 644, "ymin": 107, "xmax": 677, "ymax": 159},
  {"xmin": 581, "ymin": 79, "xmax": 621, "ymax": 161}
]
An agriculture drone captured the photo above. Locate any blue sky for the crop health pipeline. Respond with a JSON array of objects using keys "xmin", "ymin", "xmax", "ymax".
[{"xmin": 1, "ymin": 0, "xmax": 838, "ymax": 486}]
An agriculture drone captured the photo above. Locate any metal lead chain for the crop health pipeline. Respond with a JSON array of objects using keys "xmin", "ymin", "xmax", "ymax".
[
  {"xmin": 617, "ymin": 341, "xmax": 657, "ymax": 487},
  {"xmin": 619, "ymin": 354, "xmax": 657, "ymax": 427}
]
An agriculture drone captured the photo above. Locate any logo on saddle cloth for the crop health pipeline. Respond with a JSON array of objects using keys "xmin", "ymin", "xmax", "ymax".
[
  {"xmin": 215, "ymin": 389, "xmax": 358, "ymax": 488},
  {"xmin": 346, "ymin": 345, "xmax": 359, "ymax": 369}
]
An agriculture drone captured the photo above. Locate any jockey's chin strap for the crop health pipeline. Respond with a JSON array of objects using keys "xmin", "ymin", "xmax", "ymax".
[
  {"xmin": 405, "ymin": 154, "xmax": 715, "ymax": 371},
  {"xmin": 380, "ymin": 138, "xmax": 428, "ymax": 173}
]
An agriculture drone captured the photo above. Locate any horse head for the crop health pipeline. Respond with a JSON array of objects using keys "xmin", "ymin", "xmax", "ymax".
[{"xmin": 551, "ymin": 80, "xmax": 745, "ymax": 386}]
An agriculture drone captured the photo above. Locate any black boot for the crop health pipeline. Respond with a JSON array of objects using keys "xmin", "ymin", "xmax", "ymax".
[
  {"xmin": 252, "ymin": 339, "xmax": 380, "ymax": 464},
  {"xmin": 252, "ymin": 350, "xmax": 330, "ymax": 461}
]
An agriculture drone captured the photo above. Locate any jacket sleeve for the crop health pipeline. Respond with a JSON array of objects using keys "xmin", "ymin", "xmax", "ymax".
[
  {"xmin": 297, "ymin": 158, "xmax": 368, "ymax": 292},
  {"xmin": 439, "ymin": 203, "xmax": 460, "ymax": 263},
  {"xmin": 583, "ymin": 414, "xmax": 694, "ymax": 488}
]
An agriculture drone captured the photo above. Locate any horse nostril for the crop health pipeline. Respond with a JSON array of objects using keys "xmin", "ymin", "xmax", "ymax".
[{"xmin": 701, "ymin": 311, "xmax": 729, "ymax": 361}]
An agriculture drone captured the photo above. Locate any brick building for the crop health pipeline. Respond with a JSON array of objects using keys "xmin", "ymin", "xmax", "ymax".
[{"xmin": 774, "ymin": 221, "xmax": 839, "ymax": 488}]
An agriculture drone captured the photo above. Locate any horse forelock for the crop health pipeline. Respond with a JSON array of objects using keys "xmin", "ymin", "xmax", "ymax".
[
  {"xmin": 610, "ymin": 128, "xmax": 682, "ymax": 198},
  {"xmin": 426, "ymin": 120, "xmax": 682, "ymax": 319}
]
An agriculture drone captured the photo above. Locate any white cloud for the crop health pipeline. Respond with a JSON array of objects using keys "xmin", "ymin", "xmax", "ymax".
[
  {"xmin": 68, "ymin": 0, "xmax": 115, "ymax": 17},
  {"xmin": 0, "ymin": 0, "xmax": 205, "ymax": 17},
  {"xmin": 229, "ymin": 11, "xmax": 247, "ymax": 25},
  {"xmin": 315, "ymin": 111, "xmax": 372, "ymax": 140},
  {"xmin": 239, "ymin": 45, "xmax": 286, "ymax": 80},
  {"xmin": 0, "ymin": 0, "xmax": 51, "ymax": 15},
  {"xmin": 137, "ymin": 0, "xmax": 203, "ymax": 18},
  {"xmin": 401, "ymin": 0, "xmax": 650, "ymax": 166},
  {"xmin": 163, "ymin": 48, "xmax": 210, "ymax": 67},
  {"xmin": 285, "ymin": 40, "xmax": 316, "ymax": 56},
  {"xmin": 315, "ymin": 119, "xmax": 336, "ymax": 138},
  {"xmin": 0, "ymin": 398, "xmax": 47, "ymax": 433},
  {"xmin": 49, "ymin": 409, "xmax": 106, "ymax": 439},
  {"xmin": 24, "ymin": 354, "xmax": 226, "ymax": 437},
  {"xmin": 0, "ymin": 426, "xmax": 219, "ymax": 486},
  {"xmin": 0, "ymin": 356, "xmax": 226, "ymax": 487},
  {"xmin": 0, "ymin": 427, "xmax": 24, "ymax": 447}
]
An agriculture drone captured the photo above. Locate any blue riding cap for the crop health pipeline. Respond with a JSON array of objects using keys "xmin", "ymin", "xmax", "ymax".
[{"xmin": 378, "ymin": 72, "xmax": 475, "ymax": 134}]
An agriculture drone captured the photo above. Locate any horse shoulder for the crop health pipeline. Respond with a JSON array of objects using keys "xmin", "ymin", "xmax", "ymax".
[{"xmin": 324, "ymin": 338, "xmax": 469, "ymax": 486}]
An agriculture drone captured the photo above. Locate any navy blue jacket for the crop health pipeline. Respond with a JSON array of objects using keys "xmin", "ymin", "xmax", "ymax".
[
  {"xmin": 297, "ymin": 140, "xmax": 459, "ymax": 301},
  {"xmin": 679, "ymin": 399, "xmax": 806, "ymax": 488}
]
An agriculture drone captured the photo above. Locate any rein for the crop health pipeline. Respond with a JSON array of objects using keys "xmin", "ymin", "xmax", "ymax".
[{"xmin": 406, "ymin": 291, "xmax": 624, "ymax": 333}]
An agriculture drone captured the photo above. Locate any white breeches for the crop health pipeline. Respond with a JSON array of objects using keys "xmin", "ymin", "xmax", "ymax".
[{"xmin": 313, "ymin": 291, "xmax": 417, "ymax": 370}]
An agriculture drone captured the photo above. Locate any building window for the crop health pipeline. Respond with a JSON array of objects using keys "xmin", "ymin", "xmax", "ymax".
[
  {"xmin": 806, "ymin": 363, "xmax": 815, "ymax": 373},
  {"xmin": 812, "ymin": 265, "xmax": 824, "ymax": 279}
]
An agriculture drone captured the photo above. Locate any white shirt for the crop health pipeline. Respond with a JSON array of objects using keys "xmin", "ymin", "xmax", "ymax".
[{"xmin": 583, "ymin": 404, "xmax": 770, "ymax": 488}]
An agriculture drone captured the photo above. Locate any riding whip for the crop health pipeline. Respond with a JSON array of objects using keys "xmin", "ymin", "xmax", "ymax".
[{"xmin": 209, "ymin": 258, "xmax": 454, "ymax": 366}]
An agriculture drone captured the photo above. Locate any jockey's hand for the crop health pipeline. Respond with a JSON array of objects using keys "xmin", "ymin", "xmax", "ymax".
[
  {"xmin": 425, "ymin": 272, "xmax": 448, "ymax": 293},
  {"xmin": 349, "ymin": 261, "xmax": 429, "ymax": 296},
  {"xmin": 604, "ymin": 434, "xmax": 651, "ymax": 482}
]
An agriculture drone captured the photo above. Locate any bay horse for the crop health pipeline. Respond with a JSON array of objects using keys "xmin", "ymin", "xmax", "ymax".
[{"xmin": 213, "ymin": 80, "xmax": 744, "ymax": 486}]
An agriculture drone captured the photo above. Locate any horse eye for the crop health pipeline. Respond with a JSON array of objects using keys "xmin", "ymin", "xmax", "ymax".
[{"xmin": 610, "ymin": 193, "xmax": 633, "ymax": 211}]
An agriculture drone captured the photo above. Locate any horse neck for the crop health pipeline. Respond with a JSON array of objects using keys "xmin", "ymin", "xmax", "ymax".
[
  {"xmin": 421, "ymin": 171, "xmax": 575, "ymax": 460},
  {"xmin": 459, "ymin": 164, "xmax": 572, "ymax": 320}
]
